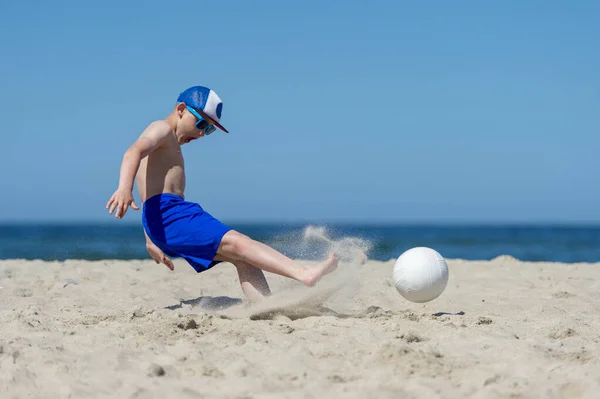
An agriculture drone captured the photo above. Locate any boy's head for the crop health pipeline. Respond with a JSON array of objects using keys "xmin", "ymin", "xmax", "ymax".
[{"xmin": 173, "ymin": 86, "xmax": 228, "ymax": 144}]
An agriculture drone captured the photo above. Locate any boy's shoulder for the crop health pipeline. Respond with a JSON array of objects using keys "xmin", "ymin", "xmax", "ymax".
[
  {"xmin": 138, "ymin": 120, "xmax": 174, "ymax": 142},
  {"xmin": 133, "ymin": 120, "xmax": 175, "ymax": 154},
  {"xmin": 145, "ymin": 120, "xmax": 172, "ymax": 134}
]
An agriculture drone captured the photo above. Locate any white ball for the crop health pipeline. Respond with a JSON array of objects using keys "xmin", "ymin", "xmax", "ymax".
[{"xmin": 392, "ymin": 247, "xmax": 449, "ymax": 303}]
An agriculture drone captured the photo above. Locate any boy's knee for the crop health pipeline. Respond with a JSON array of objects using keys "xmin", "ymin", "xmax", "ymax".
[{"xmin": 220, "ymin": 230, "xmax": 252, "ymax": 259}]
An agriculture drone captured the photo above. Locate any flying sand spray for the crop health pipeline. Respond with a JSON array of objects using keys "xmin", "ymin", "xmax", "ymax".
[
  {"xmin": 302, "ymin": 226, "xmax": 370, "ymax": 266},
  {"xmin": 226, "ymin": 226, "xmax": 373, "ymax": 320}
]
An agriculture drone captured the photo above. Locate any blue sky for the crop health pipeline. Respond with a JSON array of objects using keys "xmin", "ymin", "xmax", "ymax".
[{"xmin": 1, "ymin": 1, "xmax": 598, "ymax": 224}]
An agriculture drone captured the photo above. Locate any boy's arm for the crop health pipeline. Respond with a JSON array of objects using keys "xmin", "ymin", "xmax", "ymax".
[
  {"xmin": 107, "ymin": 121, "xmax": 172, "ymax": 219},
  {"xmin": 143, "ymin": 229, "xmax": 152, "ymax": 245},
  {"xmin": 143, "ymin": 229, "xmax": 175, "ymax": 270}
]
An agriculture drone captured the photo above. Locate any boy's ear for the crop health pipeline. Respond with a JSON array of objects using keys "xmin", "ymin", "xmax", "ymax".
[{"xmin": 175, "ymin": 102, "xmax": 186, "ymax": 117}]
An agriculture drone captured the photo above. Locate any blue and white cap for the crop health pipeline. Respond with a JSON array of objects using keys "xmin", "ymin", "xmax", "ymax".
[{"xmin": 177, "ymin": 86, "xmax": 228, "ymax": 133}]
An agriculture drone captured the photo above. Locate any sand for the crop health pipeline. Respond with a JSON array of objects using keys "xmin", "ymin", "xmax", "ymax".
[{"xmin": 1, "ymin": 253, "xmax": 600, "ymax": 398}]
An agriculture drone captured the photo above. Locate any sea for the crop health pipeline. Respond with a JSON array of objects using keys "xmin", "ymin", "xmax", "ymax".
[{"xmin": 0, "ymin": 223, "xmax": 599, "ymax": 264}]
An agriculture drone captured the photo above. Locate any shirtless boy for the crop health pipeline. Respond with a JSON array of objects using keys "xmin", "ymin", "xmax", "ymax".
[{"xmin": 106, "ymin": 85, "xmax": 338, "ymax": 300}]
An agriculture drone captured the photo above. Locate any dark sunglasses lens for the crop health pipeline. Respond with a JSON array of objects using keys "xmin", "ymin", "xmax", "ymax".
[
  {"xmin": 196, "ymin": 119, "xmax": 209, "ymax": 130},
  {"xmin": 206, "ymin": 125, "xmax": 216, "ymax": 135}
]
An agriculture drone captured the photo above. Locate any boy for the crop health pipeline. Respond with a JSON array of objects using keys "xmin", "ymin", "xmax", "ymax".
[{"xmin": 106, "ymin": 86, "xmax": 338, "ymax": 301}]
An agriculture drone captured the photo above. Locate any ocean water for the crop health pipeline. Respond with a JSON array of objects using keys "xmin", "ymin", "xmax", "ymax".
[{"xmin": 0, "ymin": 223, "xmax": 599, "ymax": 264}]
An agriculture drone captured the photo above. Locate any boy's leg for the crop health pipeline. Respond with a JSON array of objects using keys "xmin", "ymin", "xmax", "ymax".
[
  {"xmin": 213, "ymin": 254, "xmax": 271, "ymax": 300},
  {"xmin": 236, "ymin": 260, "xmax": 271, "ymax": 301},
  {"xmin": 216, "ymin": 230, "xmax": 338, "ymax": 287}
]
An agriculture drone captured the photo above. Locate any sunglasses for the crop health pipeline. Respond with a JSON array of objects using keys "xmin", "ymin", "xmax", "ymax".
[{"xmin": 186, "ymin": 106, "xmax": 217, "ymax": 135}]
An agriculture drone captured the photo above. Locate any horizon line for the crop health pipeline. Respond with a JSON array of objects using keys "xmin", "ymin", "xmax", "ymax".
[{"xmin": 1, "ymin": 219, "xmax": 599, "ymax": 227}]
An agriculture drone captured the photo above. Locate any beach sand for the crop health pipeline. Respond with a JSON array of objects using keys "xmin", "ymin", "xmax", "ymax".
[{"xmin": 1, "ymin": 255, "xmax": 599, "ymax": 398}]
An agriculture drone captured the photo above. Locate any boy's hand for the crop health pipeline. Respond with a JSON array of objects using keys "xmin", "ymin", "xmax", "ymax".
[
  {"xmin": 106, "ymin": 189, "xmax": 139, "ymax": 219},
  {"xmin": 146, "ymin": 242, "xmax": 174, "ymax": 271}
]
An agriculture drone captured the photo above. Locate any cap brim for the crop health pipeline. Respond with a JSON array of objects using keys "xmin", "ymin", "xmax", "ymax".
[{"xmin": 197, "ymin": 107, "xmax": 229, "ymax": 133}]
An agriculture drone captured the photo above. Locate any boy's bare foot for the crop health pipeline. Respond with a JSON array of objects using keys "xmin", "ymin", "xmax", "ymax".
[{"xmin": 302, "ymin": 252, "xmax": 339, "ymax": 287}]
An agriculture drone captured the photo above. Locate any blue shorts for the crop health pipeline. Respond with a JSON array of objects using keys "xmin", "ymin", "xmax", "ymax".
[{"xmin": 141, "ymin": 193, "xmax": 232, "ymax": 273}]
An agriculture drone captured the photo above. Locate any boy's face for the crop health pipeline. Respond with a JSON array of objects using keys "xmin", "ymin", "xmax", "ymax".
[{"xmin": 175, "ymin": 103, "xmax": 216, "ymax": 145}]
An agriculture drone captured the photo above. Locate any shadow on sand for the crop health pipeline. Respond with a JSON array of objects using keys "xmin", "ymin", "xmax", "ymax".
[
  {"xmin": 165, "ymin": 296, "xmax": 243, "ymax": 311},
  {"xmin": 432, "ymin": 311, "xmax": 465, "ymax": 317}
]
